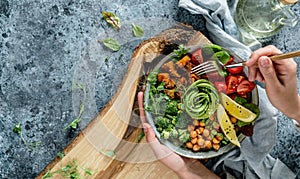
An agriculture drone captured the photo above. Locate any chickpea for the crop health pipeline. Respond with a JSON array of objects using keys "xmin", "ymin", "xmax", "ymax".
[
  {"xmin": 230, "ymin": 116, "xmax": 237, "ymax": 124},
  {"xmin": 186, "ymin": 142, "xmax": 193, "ymax": 149},
  {"xmin": 204, "ymin": 140, "xmax": 212, "ymax": 149},
  {"xmin": 198, "ymin": 127, "xmax": 204, "ymax": 134},
  {"xmin": 203, "ymin": 128, "xmax": 210, "ymax": 137},
  {"xmin": 213, "ymin": 122, "xmax": 220, "ymax": 130},
  {"xmin": 187, "ymin": 125, "xmax": 195, "ymax": 132},
  {"xmin": 191, "ymin": 137, "xmax": 197, "ymax": 144},
  {"xmin": 197, "ymin": 137, "xmax": 205, "ymax": 146},
  {"xmin": 215, "ymin": 134, "xmax": 223, "ymax": 141},
  {"xmin": 193, "ymin": 120, "xmax": 200, "ymax": 126},
  {"xmin": 190, "ymin": 131, "xmax": 197, "ymax": 138},
  {"xmin": 199, "ymin": 121, "xmax": 206, "ymax": 127},
  {"xmin": 193, "ymin": 144, "xmax": 201, "ymax": 151},
  {"xmin": 213, "ymin": 143, "xmax": 220, "ymax": 151},
  {"xmin": 212, "ymin": 137, "xmax": 220, "ymax": 144}
]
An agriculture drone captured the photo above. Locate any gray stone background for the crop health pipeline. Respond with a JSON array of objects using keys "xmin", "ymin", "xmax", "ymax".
[{"xmin": 0, "ymin": 0, "xmax": 299, "ymax": 178}]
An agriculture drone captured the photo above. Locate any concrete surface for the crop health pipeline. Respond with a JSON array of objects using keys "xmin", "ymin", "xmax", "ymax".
[{"xmin": 0, "ymin": 0, "xmax": 299, "ymax": 178}]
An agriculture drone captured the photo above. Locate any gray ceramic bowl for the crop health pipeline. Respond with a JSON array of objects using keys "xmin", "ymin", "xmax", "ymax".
[{"xmin": 144, "ymin": 45, "xmax": 258, "ymax": 159}]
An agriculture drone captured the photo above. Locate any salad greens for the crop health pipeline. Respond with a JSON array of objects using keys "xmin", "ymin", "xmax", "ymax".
[
  {"xmin": 145, "ymin": 70, "xmax": 190, "ymax": 143},
  {"xmin": 102, "ymin": 11, "xmax": 121, "ymax": 30}
]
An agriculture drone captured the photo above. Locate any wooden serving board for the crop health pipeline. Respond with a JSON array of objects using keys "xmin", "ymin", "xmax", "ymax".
[{"xmin": 37, "ymin": 24, "xmax": 210, "ymax": 179}]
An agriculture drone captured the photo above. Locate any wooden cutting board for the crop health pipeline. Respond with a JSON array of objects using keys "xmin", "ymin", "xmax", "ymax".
[{"xmin": 37, "ymin": 24, "xmax": 210, "ymax": 179}]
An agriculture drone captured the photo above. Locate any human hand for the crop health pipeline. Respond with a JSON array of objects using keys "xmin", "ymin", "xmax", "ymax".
[
  {"xmin": 245, "ymin": 45, "xmax": 300, "ymax": 121},
  {"xmin": 137, "ymin": 91, "xmax": 220, "ymax": 179}
]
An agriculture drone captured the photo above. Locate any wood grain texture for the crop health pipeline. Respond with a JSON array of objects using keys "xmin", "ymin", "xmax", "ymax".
[{"xmin": 37, "ymin": 23, "xmax": 211, "ymax": 179}]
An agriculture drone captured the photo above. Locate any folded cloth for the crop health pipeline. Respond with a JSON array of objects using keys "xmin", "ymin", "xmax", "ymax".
[{"xmin": 178, "ymin": 0, "xmax": 296, "ymax": 178}]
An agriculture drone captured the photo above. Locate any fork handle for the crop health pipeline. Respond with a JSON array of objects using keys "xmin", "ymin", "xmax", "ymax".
[
  {"xmin": 270, "ymin": 49, "xmax": 300, "ymax": 61},
  {"xmin": 227, "ymin": 50, "xmax": 300, "ymax": 68}
]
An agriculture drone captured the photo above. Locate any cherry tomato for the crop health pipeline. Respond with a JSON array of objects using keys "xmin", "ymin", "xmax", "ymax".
[
  {"xmin": 226, "ymin": 75, "xmax": 239, "ymax": 94},
  {"xmin": 225, "ymin": 56, "xmax": 234, "ymax": 65},
  {"xmin": 227, "ymin": 66, "xmax": 243, "ymax": 74},
  {"xmin": 207, "ymin": 72, "xmax": 224, "ymax": 82},
  {"xmin": 214, "ymin": 81, "xmax": 227, "ymax": 93},
  {"xmin": 236, "ymin": 75, "xmax": 246, "ymax": 83},
  {"xmin": 191, "ymin": 49, "xmax": 203, "ymax": 65},
  {"xmin": 237, "ymin": 80, "xmax": 256, "ymax": 95}
]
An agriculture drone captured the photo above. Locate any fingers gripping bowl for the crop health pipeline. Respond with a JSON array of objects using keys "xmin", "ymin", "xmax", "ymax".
[{"xmin": 144, "ymin": 44, "xmax": 260, "ymax": 159}]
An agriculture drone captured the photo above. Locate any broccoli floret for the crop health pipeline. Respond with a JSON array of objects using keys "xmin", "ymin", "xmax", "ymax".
[
  {"xmin": 165, "ymin": 100, "xmax": 178, "ymax": 115},
  {"xmin": 175, "ymin": 112, "xmax": 190, "ymax": 129},
  {"xmin": 161, "ymin": 127, "xmax": 178, "ymax": 139},
  {"xmin": 154, "ymin": 116, "xmax": 171, "ymax": 129},
  {"xmin": 147, "ymin": 70, "xmax": 158, "ymax": 85},
  {"xmin": 178, "ymin": 129, "xmax": 190, "ymax": 143}
]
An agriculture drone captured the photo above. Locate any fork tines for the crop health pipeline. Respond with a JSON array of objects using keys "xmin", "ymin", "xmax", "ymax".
[{"xmin": 191, "ymin": 61, "xmax": 218, "ymax": 76}]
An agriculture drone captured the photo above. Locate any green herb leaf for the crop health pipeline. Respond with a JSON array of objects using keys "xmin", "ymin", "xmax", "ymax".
[
  {"xmin": 137, "ymin": 130, "xmax": 145, "ymax": 142},
  {"xmin": 100, "ymin": 149, "xmax": 115, "ymax": 157},
  {"xmin": 103, "ymin": 38, "xmax": 121, "ymax": 52},
  {"xmin": 171, "ymin": 45, "xmax": 189, "ymax": 61},
  {"xmin": 102, "ymin": 11, "xmax": 121, "ymax": 30},
  {"xmin": 57, "ymin": 152, "xmax": 65, "ymax": 159},
  {"xmin": 132, "ymin": 23, "xmax": 144, "ymax": 37},
  {"xmin": 42, "ymin": 170, "xmax": 53, "ymax": 179},
  {"xmin": 13, "ymin": 123, "xmax": 22, "ymax": 135},
  {"xmin": 84, "ymin": 169, "xmax": 93, "ymax": 175}
]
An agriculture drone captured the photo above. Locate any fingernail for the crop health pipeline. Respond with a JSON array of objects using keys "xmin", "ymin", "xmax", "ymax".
[{"xmin": 259, "ymin": 57, "xmax": 270, "ymax": 68}]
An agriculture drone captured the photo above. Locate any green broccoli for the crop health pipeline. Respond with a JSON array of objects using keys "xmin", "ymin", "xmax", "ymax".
[
  {"xmin": 165, "ymin": 100, "xmax": 179, "ymax": 116},
  {"xmin": 147, "ymin": 70, "xmax": 158, "ymax": 85},
  {"xmin": 178, "ymin": 129, "xmax": 190, "ymax": 143},
  {"xmin": 154, "ymin": 116, "xmax": 171, "ymax": 129},
  {"xmin": 161, "ymin": 127, "xmax": 178, "ymax": 139},
  {"xmin": 175, "ymin": 112, "xmax": 190, "ymax": 129}
]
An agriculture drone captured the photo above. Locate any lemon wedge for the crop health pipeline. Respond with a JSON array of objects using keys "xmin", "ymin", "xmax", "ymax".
[
  {"xmin": 220, "ymin": 93, "xmax": 257, "ymax": 123},
  {"xmin": 217, "ymin": 104, "xmax": 240, "ymax": 147}
]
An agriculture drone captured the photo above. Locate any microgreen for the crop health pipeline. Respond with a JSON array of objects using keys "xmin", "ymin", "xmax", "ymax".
[
  {"xmin": 102, "ymin": 37, "xmax": 121, "ymax": 52},
  {"xmin": 102, "ymin": 11, "xmax": 121, "ymax": 30},
  {"xmin": 171, "ymin": 45, "xmax": 189, "ymax": 61},
  {"xmin": 99, "ymin": 149, "xmax": 116, "ymax": 157},
  {"xmin": 137, "ymin": 130, "xmax": 145, "ymax": 142},
  {"xmin": 132, "ymin": 23, "xmax": 144, "ymax": 37},
  {"xmin": 64, "ymin": 83, "xmax": 86, "ymax": 130},
  {"xmin": 13, "ymin": 123, "xmax": 41, "ymax": 151}
]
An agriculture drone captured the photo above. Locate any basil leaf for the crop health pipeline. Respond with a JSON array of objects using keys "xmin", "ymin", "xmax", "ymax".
[
  {"xmin": 103, "ymin": 38, "xmax": 120, "ymax": 52},
  {"xmin": 132, "ymin": 23, "xmax": 144, "ymax": 37},
  {"xmin": 101, "ymin": 11, "xmax": 121, "ymax": 30}
]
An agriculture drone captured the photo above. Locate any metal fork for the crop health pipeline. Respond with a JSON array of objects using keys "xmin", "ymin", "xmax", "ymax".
[{"xmin": 191, "ymin": 49, "xmax": 300, "ymax": 76}]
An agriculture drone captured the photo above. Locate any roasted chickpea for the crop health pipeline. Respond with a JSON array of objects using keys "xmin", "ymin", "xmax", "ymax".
[
  {"xmin": 230, "ymin": 116, "xmax": 237, "ymax": 123},
  {"xmin": 193, "ymin": 144, "xmax": 201, "ymax": 151},
  {"xmin": 203, "ymin": 128, "xmax": 210, "ymax": 137},
  {"xmin": 190, "ymin": 131, "xmax": 197, "ymax": 138},
  {"xmin": 199, "ymin": 121, "xmax": 206, "ymax": 127},
  {"xmin": 186, "ymin": 142, "xmax": 193, "ymax": 149},
  {"xmin": 212, "ymin": 137, "xmax": 220, "ymax": 144},
  {"xmin": 213, "ymin": 143, "xmax": 220, "ymax": 151},
  {"xmin": 187, "ymin": 125, "xmax": 195, "ymax": 132},
  {"xmin": 191, "ymin": 137, "xmax": 197, "ymax": 144},
  {"xmin": 193, "ymin": 120, "xmax": 200, "ymax": 126},
  {"xmin": 204, "ymin": 140, "xmax": 212, "ymax": 149},
  {"xmin": 197, "ymin": 137, "xmax": 205, "ymax": 146}
]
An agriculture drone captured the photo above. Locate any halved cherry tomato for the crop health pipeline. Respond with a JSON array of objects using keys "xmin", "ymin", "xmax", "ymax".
[
  {"xmin": 237, "ymin": 80, "xmax": 256, "ymax": 95},
  {"xmin": 191, "ymin": 49, "xmax": 203, "ymax": 65},
  {"xmin": 207, "ymin": 72, "xmax": 224, "ymax": 82},
  {"xmin": 226, "ymin": 75, "xmax": 239, "ymax": 94},
  {"xmin": 236, "ymin": 75, "xmax": 246, "ymax": 83},
  {"xmin": 227, "ymin": 66, "xmax": 243, "ymax": 74},
  {"xmin": 225, "ymin": 56, "xmax": 234, "ymax": 65},
  {"xmin": 214, "ymin": 81, "xmax": 227, "ymax": 93}
]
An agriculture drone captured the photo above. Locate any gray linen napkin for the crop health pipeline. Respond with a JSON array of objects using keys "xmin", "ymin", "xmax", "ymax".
[{"xmin": 178, "ymin": 0, "xmax": 296, "ymax": 178}]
